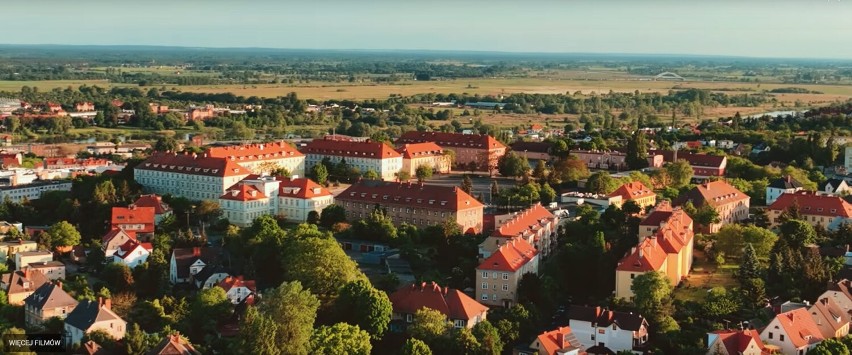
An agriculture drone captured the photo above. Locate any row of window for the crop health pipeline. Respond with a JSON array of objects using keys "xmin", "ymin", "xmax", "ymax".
[
  {"xmin": 481, "ymin": 282, "xmax": 510, "ymax": 291},
  {"xmin": 481, "ymin": 271, "xmax": 509, "ymax": 280}
]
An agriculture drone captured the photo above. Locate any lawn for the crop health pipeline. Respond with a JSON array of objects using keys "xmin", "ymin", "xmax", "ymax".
[
  {"xmin": 674, "ymin": 251, "xmax": 739, "ymax": 303},
  {"xmin": 0, "ymin": 80, "xmax": 126, "ymax": 92}
]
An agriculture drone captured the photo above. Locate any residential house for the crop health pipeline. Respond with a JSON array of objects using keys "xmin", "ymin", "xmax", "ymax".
[
  {"xmin": 567, "ymin": 305, "xmax": 650, "ymax": 354},
  {"xmin": 760, "ymin": 308, "xmax": 824, "ymax": 355},
  {"xmin": 112, "ymin": 239, "xmax": 153, "ymax": 268},
  {"xmin": 27, "ymin": 261, "xmax": 65, "ymax": 281},
  {"xmin": 766, "ymin": 175, "xmax": 804, "ymax": 205},
  {"xmin": 15, "ymin": 251, "xmax": 53, "ymax": 270},
  {"xmin": 476, "ymin": 237, "xmax": 539, "ymax": 307},
  {"xmin": 396, "ymin": 131, "xmax": 506, "ymax": 172},
  {"xmin": 337, "ymin": 180, "xmax": 485, "ymax": 234},
  {"xmin": 808, "ymin": 296, "xmax": 850, "ymax": 339},
  {"xmin": 102, "ymin": 228, "xmax": 137, "ymax": 258},
  {"xmin": 303, "ymin": 138, "xmax": 402, "ymax": 181},
  {"xmin": 132, "ymin": 194, "xmax": 173, "ymax": 225},
  {"xmin": 64, "ymin": 298, "xmax": 126, "ymax": 346},
  {"xmin": 219, "ymin": 175, "xmax": 334, "ymax": 227},
  {"xmin": 516, "ymin": 326, "xmax": 583, "ymax": 355},
  {"xmin": 705, "ymin": 329, "xmax": 767, "ymax": 355},
  {"xmin": 147, "ymin": 332, "xmax": 200, "ymax": 355},
  {"xmin": 23, "ymin": 281, "xmax": 77, "ymax": 327},
  {"xmin": 111, "ymin": 206, "xmax": 156, "ymax": 239},
  {"xmin": 0, "ymin": 239, "xmax": 38, "ymax": 263},
  {"xmin": 650, "ymin": 150, "xmax": 727, "ymax": 178},
  {"xmin": 616, "ymin": 204, "xmax": 694, "ymax": 300},
  {"xmin": 820, "ymin": 178, "xmax": 852, "ymax": 195},
  {"xmin": 388, "ymin": 282, "xmax": 488, "ymax": 331},
  {"xmin": 673, "ymin": 180, "xmax": 750, "ymax": 234},
  {"xmin": 570, "ymin": 150, "xmax": 628, "ymax": 170},
  {"xmin": 169, "ymin": 247, "xmax": 220, "ymax": 284},
  {"xmin": 479, "ymin": 203, "xmax": 558, "ymax": 259},
  {"xmin": 193, "ymin": 265, "xmax": 230, "ymax": 289},
  {"xmin": 0, "ymin": 268, "xmax": 50, "ymax": 304},
  {"xmin": 218, "ymin": 276, "xmax": 256, "ymax": 304},
  {"xmin": 608, "ymin": 181, "xmax": 656, "ymax": 210},
  {"xmin": 397, "ymin": 142, "xmax": 452, "ymax": 177},
  {"xmin": 74, "ymin": 102, "xmax": 95, "ymax": 112},
  {"xmin": 767, "ymin": 191, "xmax": 852, "ymax": 231},
  {"xmin": 510, "ymin": 141, "xmax": 552, "ymax": 162}
]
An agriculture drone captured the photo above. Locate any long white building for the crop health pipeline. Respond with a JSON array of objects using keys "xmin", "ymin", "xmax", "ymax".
[
  {"xmin": 303, "ymin": 138, "xmax": 402, "ymax": 181},
  {"xmin": 219, "ymin": 175, "xmax": 334, "ymax": 226},
  {"xmin": 0, "ymin": 180, "xmax": 73, "ymax": 203},
  {"xmin": 134, "ymin": 142, "xmax": 305, "ymax": 201}
]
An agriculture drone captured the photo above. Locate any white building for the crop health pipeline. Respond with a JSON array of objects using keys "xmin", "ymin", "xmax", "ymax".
[
  {"xmin": 112, "ymin": 240, "xmax": 153, "ymax": 268},
  {"xmin": 766, "ymin": 175, "xmax": 804, "ymax": 205},
  {"xmin": 219, "ymin": 176, "xmax": 333, "ymax": 227},
  {"xmin": 169, "ymin": 247, "xmax": 219, "ymax": 284},
  {"xmin": 0, "ymin": 180, "xmax": 72, "ymax": 203},
  {"xmin": 303, "ymin": 138, "xmax": 402, "ymax": 181},
  {"xmin": 15, "ymin": 251, "xmax": 52, "ymax": 271},
  {"xmin": 218, "ymin": 276, "xmax": 256, "ymax": 304},
  {"xmin": 759, "ymin": 308, "xmax": 824, "ymax": 355},
  {"xmin": 64, "ymin": 298, "xmax": 126, "ymax": 346},
  {"xmin": 567, "ymin": 306, "xmax": 650, "ymax": 354}
]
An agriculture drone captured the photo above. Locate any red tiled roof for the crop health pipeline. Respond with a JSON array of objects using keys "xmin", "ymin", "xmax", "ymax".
[
  {"xmin": 536, "ymin": 326, "xmax": 579, "ymax": 355},
  {"xmin": 397, "ymin": 131, "xmax": 506, "ymax": 150},
  {"xmin": 389, "ymin": 282, "xmax": 488, "ymax": 321},
  {"xmin": 137, "ymin": 152, "xmax": 249, "ymax": 177},
  {"xmin": 492, "ymin": 203, "xmax": 555, "ymax": 239},
  {"xmin": 609, "ymin": 181, "xmax": 655, "ymax": 201},
  {"xmin": 509, "ymin": 141, "xmax": 551, "ymax": 154},
  {"xmin": 768, "ymin": 191, "xmax": 852, "ymax": 218},
  {"xmin": 673, "ymin": 180, "xmax": 749, "ymax": 208},
  {"xmin": 101, "ymin": 228, "xmax": 136, "ymax": 244},
  {"xmin": 218, "ymin": 275, "xmax": 257, "ymax": 293},
  {"xmin": 220, "ymin": 184, "xmax": 267, "ymax": 202},
  {"xmin": 773, "ymin": 308, "xmax": 825, "ymax": 348},
  {"xmin": 303, "ymin": 139, "xmax": 401, "ymax": 159},
  {"xmin": 206, "ymin": 141, "xmax": 303, "ymax": 160},
  {"xmin": 809, "ymin": 296, "xmax": 850, "ymax": 339},
  {"xmin": 337, "ymin": 180, "xmax": 484, "ymax": 211},
  {"xmin": 44, "ymin": 157, "xmax": 111, "ymax": 168},
  {"xmin": 650, "ymin": 150, "xmax": 726, "ymax": 168},
  {"xmin": 618, "ymin": 208, "xmax": 693, "ymax": 271},
  {"xmin": 278, "ymin": 177, "xmax": 332, "ymax": 199},
  {"xmin": 133, "ymin": 194, "xmax": 171, "ymax": 215},
  {"xmin": 616, "ymin": 235, "xmax": 668, "ymax": 272},
  {"xmin": 478, "ymin": 237, "xmax": 538, "ymax": 272},
  {"xmin": 111, "ymin": 206, "xmax": 155, "ymax": 233},
  {"xmin": 113, "ymin": 239, "xmax": 152, "ymax": 260},
  {"xmin": 396, "ymin": 142, "xmax": 444, "ymax": 159},
  {"xmin": 711, "ymin": 329, "xmax": 766, "ymax": 355}
]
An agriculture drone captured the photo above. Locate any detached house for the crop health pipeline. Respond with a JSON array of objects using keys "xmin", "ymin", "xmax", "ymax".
[
  {"xmin": 476, "ymin": 237, "xmax": 539, "ymax": 307},
  {"xmin": 389, "ymin": 282, "xmax": 488, "ymax": 331},
  {"xmin": 193, "ymin": 265, "xmax": 230, "ymax": 290},
  {"xmin": 567, "ymin": 306, "xmax": 650, "ymax": 354},
  {"xmin": 479, "ymin": 203, "xmax": 558, "ymax": 259},
  {"xmin": 609, "ymin": 181, "xmax": 656, "ymax": 210},
  {"xmin": 705, "ymin": 329, "xmax": 767, "ymax": 355},
  {"xmin": 102, "ymin": 228, "xmax": 137, "ymax": 258},
  {"xmin": 64, "ymin": 298, "xmax": 126, "ymax": 346},
  {"xmin": 808, "ymin": 296, "xmax": 851, "ymax": 340},
  {"xmin": 23, "ymin": 281, "xmax": 78, "ymax": 327},
  {"xmin": 147, "ymin": 332, "xmax": 200, "ymax": 355},
  {"xmin": 112, "ymin": 239, "xmax": 153, "ymax": 268},
  {"xmin": 218, "ymin": 276, "xmax": 256, "ymax": 305},
  {"xmin": 169, "ymin": 247, "xmax": 220, "ymax": 284},
  {"xmin": 820, "ymin": 178, "xmax": 852, "ymax": 195},
  {"xmin": 517, "ymin": 326, "xmax": 583, "ymax": 355},
  {"xmin": 0, "ymin": 268, "xmax": 49, "ymax": 304},
  {"xmin": 674, "ymin": 180, "xmax": 749, "ymax": 234},
  {"xmin": 111, "ymin": 206, "xmax": 156, "ymax": 239},
  {"xmin": 766, "ymin": 175, "xmax": 804, "ymax": 205},
  {"xmin": 760, "ymin": 308, "xmax": 824, "ymax": 355}
]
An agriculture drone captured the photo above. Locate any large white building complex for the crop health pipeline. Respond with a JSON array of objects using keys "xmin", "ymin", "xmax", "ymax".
[
  {"xmin": 303, "ymin": 137, "xmax": 402, "ymax": 181},
  {"xmin": 219, "ymin": 175, "xmax": 333, "ymax": 226}
]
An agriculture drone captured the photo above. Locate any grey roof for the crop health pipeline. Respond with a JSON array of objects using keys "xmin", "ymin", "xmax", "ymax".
[
  {"xmin": 820, "ymin": 179, "xmax": 847, "ymax": 192},
  {"xmin": 23, "ymin": 282, "xmax": 77, "ymax": 310},
  {"xmin": 64, "ymin": 300, "xmax": 122, "ymax": 331},
  {"xmin": 568, "ymin": 305, "xmax": 647, "ymax": 332},
  {"xmin": 769, "ymin": 175, "xmax": 803, "ymax": 190},
  {"xmin": 193, "ymin": 264, "xmax": 229, "ymax": 286}
]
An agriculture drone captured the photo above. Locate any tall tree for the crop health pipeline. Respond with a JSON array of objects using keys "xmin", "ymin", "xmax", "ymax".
[
  {"xmin": 310, "ymin": 323, "xmax": 372, "ymax": 355},
  {"xmin": 626, "ymin": 130, "xmax": 649, "ymax": 170},
  {"xmin": 415, "ymin": 165, "xmax": 434, "ymax": 182},
  {"xmin": 461, "ymin": 175, "xmax": 473, "ymax": 194},
  {"xmin": 497, "ymin": 152, "xmax": 530, "ymax": 178},
  {"xmin": 44, "ymin": 221, "xmax": 81, "ymax": 250},
  {"xmin": 283, "ymin": 236, "xmax": 364, "ymax": 298},
  {"xmin": 631, "ymin": 272, "xmax": 678, "ymax": 334},
  {"xmin": 243, "ymin": 281, "xmax": 320, "ymax": 355},
  {"xmin": 335, "ymin": 280, "xmax": 392, "ymax": 339},
  {"xmin": 310, "ymin": 164, "xmax": 328, "ymax": 185},
  {"xmin": 408, "ymin": 308, "xmax": 452, "ymax": 347},
  {"xmin": 401, "ymin": 338, "xmax": 432, "ymax": 355},
  {"xmin": 320, "ymin": 204, "xmax": 347, "ymax": 228},
  {"xmin": 472, "ymin": 320, "xmax": 503, "ymax": 355},
  {"xmin": 586, "ymin": 172, "xmax": 618, "ymax": 194},
  {"xmin": 665, "ymin": 160, "xmax": 693, "ymax": 188}
]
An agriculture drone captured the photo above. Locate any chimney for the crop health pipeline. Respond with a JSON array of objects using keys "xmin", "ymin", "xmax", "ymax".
[
  {"xmin": 56, "ymin": 281, "xmax": 62, "ymax": 289},
  {"xmin": 192, "ymin": 247, "xmax": 201, "ymax": 257}
]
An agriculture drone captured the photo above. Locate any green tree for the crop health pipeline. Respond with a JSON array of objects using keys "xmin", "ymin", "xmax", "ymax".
[
  {"xmin": 631, "ymin": 272, "xmax": 678, "ymax": 334},
  {"xmin": 310, "ymin": 323, "xmax": 372, "ymax": 355},
  {"xmin": 335, "ymin": 280, "xmax": 392, "ymax": 339},
  {"xmin": 363, "ymin": 169, "xmax": 379, "ymax": 180},
  {"xmin": 244, "ymin": 281, "xmax": 320, "ymax": 355},
  {"xmin": 451, "ymin": 327, "xmax": 481, "ymax": 355},
  {"xmin": 586, "ymin": 171, "xmax": 618, "ymax": 194},
  {"xmin": 320, "ymin": 204, "xmax": 347, "ymax": 227},
  {"xmin": 714, "ymin": 225, "xmax": 778, "ymax": 259},
  {"xmin": 101, "ymin": 263, "xmax": 134, "ymax": 293},
  {"xmin": 310, "ymin": 164, "xmax": 328, "ymax": 185},
  {"xmin": 397, "ymin": 170, "xmax": 412, "ymax": 182},
  {"xmin": 472, "ymin": 320, "xmax": 503, "ymax": 355},
  {"xmin": 240, "ymin": 307, "xmax": 280, "ymax": 355},
  {"xmin": 401, "ymin": 338, "xmax": 432, "ymax": 355},
  {"xmin": 665, "ymin": 159, "xmax": 693, "ymax": 188},
  {"xmin": 551, "ymin": 155, "xmax": 589, "ymax": 184},
  {"xmin": 352, "ymin": 208, "xmax": 398, "ymax": 243},
  {"xmin": 154, "ymin": 136, "xmax": 178, "ymax": 152},
  {"xmin": 531, "ymin": 161, "xmax": 548, "ymax": 181},
  {"xmin": 810, "ymin": 338, "xmax": 850, "ymax": 355},
  {"xmin": 626, "ymin": 130, "xmax": 649, "ymax": 170},
  {"xmin": 44, "ymin": 221, "xmax": 81, "ymax": 250},
  {"xmin": 408, "ymin": 308, "xmax": 452, "ymax": 346},
  {"xmin": 497, "ymin": 152, "xmax": 530, "ymax": 178},
  {"xmin": 539, "ymin": 183, "xmax": 556, "ymax": 204},
  {"xmin": 416, "ymin": 165, "xmax": 434, "ymax": 182},
  {"xmin": 283, "ymin": 237, "xmax": 363, "ymax": 297},
  {"xmin": 780, "ymin": 219, "xmax": 817, "ymax": 248},
  {"xmin": 185, "ymin": 287, "xmax": 231, "ymax": 342},
  {"xmin": 461, "ymin": 175, "xmax": 473, "ymax": 194},
  {"xmin": 228, "ymin": 121, "xmax": 255, "ymax": 140},
  {"xmin": 701, "ymin": 287, "xmax": 741, "ymax": 319},
  {"xmin": 93, "ymin": 180, "xmax": 118, "ymax": 205},
  {"xmin": 683, "ymin": 201, "xmax": 720, "ymax": 228},
  {"xmin": 124, "ymin": 323, "xmax": 148, "ymax": 355},
  {"xmin": 738, "ymin": 243, "xmax": 762, "ymax": 282}
]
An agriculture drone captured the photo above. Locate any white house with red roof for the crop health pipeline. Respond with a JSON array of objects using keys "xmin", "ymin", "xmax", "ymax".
[
  {"xmin": 303, "ymin": 138, "xmax": 402, "ymax": 181},
  {"xmin": 102, "ymin": 228, "xmax": 137, "ymax": 258},
  {"xmin": 706, "ymin": 329, "xmax": 768, "ymax": 355},
  {"xmin": 111, "ymin": 206, "xmax": 156, "ymax": 238},
  {"xmin": 388, "ymin": 282, "xmax": 488, "ymax": 331},
  {"xmin": 475, "ymin": 237, "xmax": 539, "ymax": 307},
  {"xmin": 132, "ymin": 194, "xmax": 172, "ymax": 224},
  {"xmin": 217, "ymin": 275, "xmax": 256, "ymax": 305},
  {"xmin": 479, "ymin": 203, "xmax": 558, "ymax": 259},
  {"xmin": 521, "ymin": 326, "xmax": 583, "ymax": 355},
  {"xmin": 112, "ymin": 239, "xmax": 153, "ymax": 268},
  {"xmin": 218, "ymin": 175, "xmax": 333, "ymax": 226},
  {"xmin": 767, "ymin": 191, "xmax": 852, "ymax": 231},
  {"xmin": 759, "ymin": 308, "xmax": 824, "ymax": 355},
  {"xmin": 205, "ymin": 142, "xmax": 305, "ymax": 176},
  {"xmin": 567, "ymin": 305, "xmax": 650, "ymax": 354}
]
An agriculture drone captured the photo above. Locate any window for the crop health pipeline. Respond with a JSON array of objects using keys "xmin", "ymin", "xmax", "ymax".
[
  {"xmin": 454, "ymin": 319, "xmax": 466, "ymax": 328},
  {"xmin": 491, "ymin": 294, "xmax": 497, "ymax": 300},
  {"xmin": 481, "ymin": 282, "xmax": 488, "ymax": 289},
  {"xmin": 502, "ymin": 284, "xmax": 508, "ymax": 291},
  {"xmin": 481, "ymin": 271, "xmax": 488, "ymax": 278},
  {"xmin": 631, "ymin": 273, "xmax": 636, "ymax": 279},
  {"xmin": 406, "ymin": 314, "xmax": 413, "ymax": 323},
  {"xmin": 780, "ymin": 335, "xmax": 785, "ymax": 342},
  {"xmin": 591, "ymin": 334, "xmax": 595, "ymax": 341},
  {"xmin": 768, "ymin": 332, "xmax": 773, "ymax": 339},
  {"xmin": 481, "ymin": 294, "xmax": 488, "ymax": 301},
  {"xmin": 502, "ymin": 273, "xmax": 509, "ymax": 280}
]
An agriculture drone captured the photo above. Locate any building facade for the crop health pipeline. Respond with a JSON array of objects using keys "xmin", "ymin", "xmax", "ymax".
[
  {"xmin": 64, "ymin": 298, "xmax": 126, "ymax": 346},
  {"xmin": 389, "ymin": 282, "xmax": 488, "ymax": 331},
  {"xmin": 303, "ymin": 138, "xmax": 402, "ymax": 181},
  {"xmin": 674, "ymin": 180, "xmax": 749, "ymax": 234},
  {"xmin": 476, "ymin": 237, "xmax": 539, "ymax": 307},
  {"xmin": 24, "ymin": 281, "xmax": 77, "ymax": 327},
  {"xmin": 479, "ymin": 203, "xmax": 558, "ymax": 259},
  {"xmin": 397, "ymin": 142, "xmax": 451, "ymax": 177},
  {"xmin": 767, "ymin": 191, "xmax": 852, "ymax": 231},
  {"xmin": 397, "ymin": 132, "xmax": 506, "ymax": 172},
  {"xmin": 567, "ymin": 306, "xmax": 650, "ymax": 354},
  {"xmin": 0, "ymin": 180, "xmax": 72, "ymax": 203},
  {"xmin": 218, "ymin": 176, "xmax": 333, "ymax": 227}
]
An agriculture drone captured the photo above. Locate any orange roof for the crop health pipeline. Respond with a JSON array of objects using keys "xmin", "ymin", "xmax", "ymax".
[
  {"xmin": 303, "ymin": 139, "xmax": 401, "ymax": 159},
  {"xmin": 218, "ymin": 275, "xmax": 257, "ymax": 293},
  {"xmin": 133, "ymin": 194, "xmax": 171, "ymax": 215},
  {"xmin": 616, "ymin": 235, "xmax": 668, "ymax": 272},
  {"xmin": 768, "ymin": 191, "xmax": 852, "ymax": 218},
  {"xmin": 535, "ymin": 326, "xmax": 580, "ymax": 355},
  {"xmin": 493, "ymin": 203, "xmax": 556, "ymax": 239},
  {"xmin": 809, "ymin": 296, "xmax": 851, "ymax": 339},
  {"xmin": 338, "ymin": 180, "xmax": 484, "ymax": 211},
  {"xmin": 674, "ymin": 180, "xmax": 749, "ymax": 209},
  {"xmin": 114, "ymin": 239, "xmax": 153, "ymax": 260},
  {"xmin": 711, "ymin": 329, "xmax": 766, "ymax": 355},
  {"xmin": 397, "ymin": 131, "xmax": 506, "ymax": 150},
  {"xmin": 44, "ymin": 157, "xmax": 111, "ymax": 167},
  {"xmin": 206, "ymin": 141, "xmax": 303, "ymax": 160},
  {"xmin": 220, "ymin": 184, "xmax": 267, "ymax": 202},
  {"xmin": 618, "ymin": 208, "xmax": 692, "ymax": 271},
  {"xmin": 396, "ymin": 142, "xmax": 444, "ymax": 159},
  {"xmin": 773, "ymin": 308, "xmax": 824, "ymax": 348},
  {"xmin": 609, "ymin": 181, "xmax": 655, "ymax": 201},
  {"xmin": 389, "ymin": 282, "xmax": 488, "ymax": 321},
  {"xmin": 278, "ymin": 177, "xmax": 332, "ymax": 199},
  {"xmin": 478, "ymin": 237, "xmax": 538, "ymax": 272},
  {"xmin": 138, "ymin": 152, "xmax": 249, "ymax": 177},
  {"xmin": 111, "ymin": 206, "xmax": 156, "ymax": 233},
  {"xmin": 101, "ymin": 228, "xmax": 137, "ymax": 244}
]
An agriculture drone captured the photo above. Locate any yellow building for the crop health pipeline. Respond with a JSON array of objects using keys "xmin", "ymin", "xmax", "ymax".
[
  {"xmin": 767, "ymin": 191, "xmax": 852, "ymax": 231},
  {"xmin": 608, "ymin": 181, "xmax": 656, "ymax": 210},
  {"xmin": 397, "ymin": 142, "xmax": 452, "ymax": 177}
]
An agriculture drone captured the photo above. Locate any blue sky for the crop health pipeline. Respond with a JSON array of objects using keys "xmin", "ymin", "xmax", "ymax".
[{"xmin": 3, "ymin": 0, "xmax": 852, "ymax": 59}]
